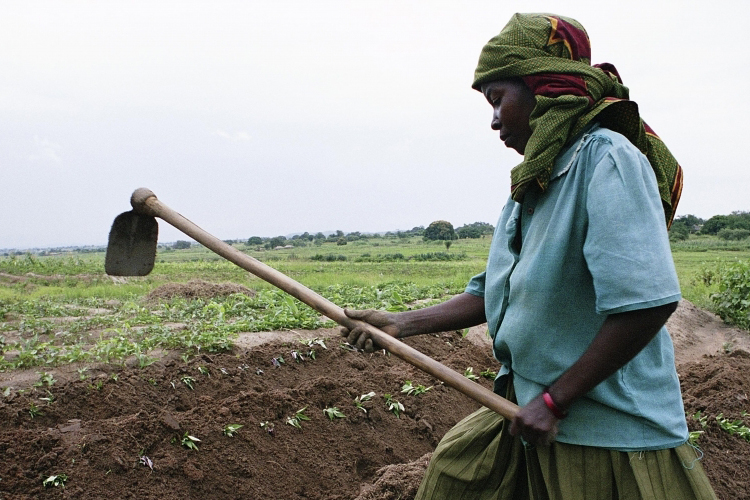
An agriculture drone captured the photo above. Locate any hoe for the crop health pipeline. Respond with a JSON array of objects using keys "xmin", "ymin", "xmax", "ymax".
[{"xmin": 105, "ymin": 188, "xmax": 519, "ymax": 419}]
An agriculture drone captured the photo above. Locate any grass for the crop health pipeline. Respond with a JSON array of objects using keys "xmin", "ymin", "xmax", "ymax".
[{"xmin": 1, "ymin": 234, "xmax": 748, "ymax": 373}]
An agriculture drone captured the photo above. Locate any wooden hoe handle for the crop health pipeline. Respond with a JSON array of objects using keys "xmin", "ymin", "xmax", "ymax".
[{"xmin": 130, "ymin": 188, "xmax": 520, "ymax": 419}]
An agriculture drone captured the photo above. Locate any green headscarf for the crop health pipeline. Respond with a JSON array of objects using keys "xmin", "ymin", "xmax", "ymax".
[{"xmin": 473, "ymin": 13, "xmax": 682, "ymax": 227}]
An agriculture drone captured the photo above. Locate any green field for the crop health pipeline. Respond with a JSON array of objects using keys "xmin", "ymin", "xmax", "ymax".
[{"xmin": 1, "ymin": 235, "xmax": 748, "ymax": 372}]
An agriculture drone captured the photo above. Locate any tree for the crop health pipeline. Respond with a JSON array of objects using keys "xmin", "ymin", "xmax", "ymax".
[
  {"xmin": 173, "ymin": 240, "xmax": 191, "ymax": 250},
  {"xmin": 264, "ymin": 236, "xmax": 287, "ymax": 249},
  {"xmin": 423, "ymin": 220, "xmax": 456, "ymax": 241},
  {"xmin": 247, "ymin": 236, "xmax": 263, "ymax": 246},
  {"xmin": 456, "ymin": 222, "xmax": 495, "ymax": 239}
]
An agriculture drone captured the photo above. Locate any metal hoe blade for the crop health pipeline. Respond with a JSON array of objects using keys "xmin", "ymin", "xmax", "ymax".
[{"xmin": 105, "ymin": 211, "xmax": 159, "ymax": 276}]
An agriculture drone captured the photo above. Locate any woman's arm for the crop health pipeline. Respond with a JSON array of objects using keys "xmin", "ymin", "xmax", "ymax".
[
  {"xmin": 340, "ymin": 292, "xmax": 486, "ymax": 352},
  {"xmin": 510, "ymin": 301, "xmax": 678, "ymax": 445}
]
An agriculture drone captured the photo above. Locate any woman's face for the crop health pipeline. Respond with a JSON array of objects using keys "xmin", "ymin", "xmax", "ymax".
[{"xmin": 481, "ymin": 79, "xmax": 536, "ymax": 155}]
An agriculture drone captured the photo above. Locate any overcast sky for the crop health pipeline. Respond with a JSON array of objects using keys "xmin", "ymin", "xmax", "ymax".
[{"xmin": 2, "ymin": 0, "xmax": 748, "ymax": 249}]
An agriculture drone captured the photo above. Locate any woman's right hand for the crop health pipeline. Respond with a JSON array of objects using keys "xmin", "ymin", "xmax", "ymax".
[{"xmin": 339, "ymin": 308, "xmax": 402, "ymax": 352}]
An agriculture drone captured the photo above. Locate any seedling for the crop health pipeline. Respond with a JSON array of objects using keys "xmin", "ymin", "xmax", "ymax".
[
  {"xmin": 110, "ymin": 373, "xmax": 119, "ymax": 382},
  {"xmin": 255, "ymin": 368, "xmax": 264, "ymax": 375},
  {"xmin": 88, "ymin": 380, "xmax": 104, "ymax": 391},
  {"xmin": 480, "ymin": 369, "xmax": 497, "ymax": 379},
  {"xmin": 290, "ymin": 350, "xmax": 305, "ymax": 363},
  {"xmin": 222, "ymin": 424, "xmax": 243, "ymax": 437},
  {"xmin": 383, "ymin": 394, "xmax": 405, "ymax": 418},
  {"xmin": 716, "ymin": 413, "xmax": 750, "ymax": 443},
  {"xmin": 693, "ymin": 411, "xmax": 708, "ymax": 428},
  {"xmin": 39, "ymin": 390, "xmax": 56, "ymax": 404},
  {"xmin": 260, "ymin": 421, "xmax": 275, "ymax": 436},
  {"xmin": 340, "ymin": 342, "xmax": 362, "ymax": 352},
  {"xmin": 181, "ymin": 375, "xmax": 196, "ymax": 390},
  {"xmin": 29, "ymin": 402, "xmax": 44, "ymax": 418},
  {"xmin": 77, "ymin": 367, "xmax": 90, "ymax": 380},
  {"xmin": 301, "ymin": 338, "xmax": 327, "ymax": 349},
  {"xmin": 688, "ymin": 430, "xmax": 704, "ymax": 446},
  {"xmin": 354, "ymin": 391, "xmax": 376, "ymax": 413},
  {"xmin": 198, "ymin": 366, "xmax": 210, "ymax": 376},
  {"xmin": 323, "ymin": 406, "xmax": 346, "ymax": 421},
  {"xmin": 180, "ymin": 432, "xmax": 201, "ymax": 451},
  {"xmin": 464, "ymin": 367, "xmax": 479, "ymax": 381},
  {"xmin": 139, "ymin": 455, "xmax": 154, "ymax": 471},
  {"xmin": 286, "ymin": 407, "xmax": 310, "ymax": 429},
  {"xmin": 401, "ymin": 380, "xmax": 432, "ymax": 396},
  {"xmin": 2, "ymin": 386, "xmax": 11, "ymax": 398},
  {"xmin": 34, "ymin": 371, "xmax": 56, "ymax": 388},
  {"xmin": 271, "ymin": 356, "xmax": 285, "ymax": 367},
  {"xmin": 42, "ymin": 474, "xmax": 68, "ymax": 488}
]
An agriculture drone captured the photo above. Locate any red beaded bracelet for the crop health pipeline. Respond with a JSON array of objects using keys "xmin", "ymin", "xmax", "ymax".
[{"xmin": 542, "ymin": 390, "xmax": 568, "ymax": 419}]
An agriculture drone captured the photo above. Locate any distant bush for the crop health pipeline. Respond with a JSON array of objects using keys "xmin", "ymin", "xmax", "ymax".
[
  {"xmin": 410, "ymin": 252, "xmax": 467, "ymax": 261},
  {"xmin": 311, "ymin": 254, "xmax": 347, "ymax": 262},
  {"xmin": 247, "ymin": 236, "xmax": 263, "ymax": 245},
  {"xmin": 711, "ymin": 260, "xmax": 750, "ymax": 330},
  {"xmin": 717, "ymin": 228, "xmax": 750, "ymax": 241},
  {"xmin": 173, "ymin": 240, "xmax": 191, "ymax": 250}
]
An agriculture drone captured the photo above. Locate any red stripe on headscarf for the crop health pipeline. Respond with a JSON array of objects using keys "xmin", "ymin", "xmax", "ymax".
[{"xmin": 547, "ymin": 17, "xmax": 591, "ymax": 61}]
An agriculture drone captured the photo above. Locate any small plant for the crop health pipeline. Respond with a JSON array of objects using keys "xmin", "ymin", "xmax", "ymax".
[
  {"xmin": 110, "ymin": 373, "xmax": 119, "ymax": 382},
  {"xmin": 480, "ymin": 368, "xmax": 497, "ymax": 379},
  {"xmin": 688, "ymin": 430, "xmax": 704, "ymax": 446},
  {"xmin": 34, "ymin": 371, "xmax": 56, "ymax": 388},
  {"xmin": 88, "ymin": 380, "xmax": 104, "ymax": 391},
  {"xmin": 290, "ymin": 350, "xmax": 305, "ymax": 363},
  {"xmin": 401, "ymin": 380, "xmax": 432, "ymax": 396},
  {"xmin": 323, "ymin": 406, "xmax": 346, "ymax": 421},
  {"xmin": 354, "ymin": 391, "xmax": 376, "ymax": 413},
  {"xmin": 286, "ymin": 407, "xmax": 311, "ymax": 429},
  {"xmin": 301, "ymin": 338, "xmax": 327, "ymax": 349},
  {"xmin": 42, "ymin": 473, "xmax": 68, "ymax": 488},
  {"xmin": 29, "ymin": 402, "xmax": 44, "ymax": 418},
  {"xmin": 260, "ymin": 421, "xmax": 275, "ymax": 436},
  {"xmin": 693, "ymin": 411, "xmax": 708, "ymax": 429},
  {"xmin": 198, "ymin": 366, "xmax": 210, "ymax": 376},
  {"xmin": 383, "ymin": 394, "xmax": 404, "ymax": 418},
  {"xmin": 271, "ymin": 356, "xmax": 285, "ymax": 368},
  {"xmin": 139, "ymin": 455, "xmax": 154, "ymax": 471},
  {"xmin": 464, "ymin": 367, "xmax": 479, "ymax": 381},
  {"xmin": 39, "ymin": 390, "xmax": 56, "ymax": 404},
  {"xmin": 716, "ymin": 413, "xmax": 750, "ymax": 443},
  {"xmin": 222, "ymin": 424, "xmax": 243, "ymax": 437},
  {"xmin": 77, "ymin": 367, "xmax": 90, "ymax": 380},
  {"xmin": 180, "ymin": 432, "xmax": 201, "ymax": 451},
  {"xmin": 135, "ymin": 352, "xmax": 156, "ymax": 368},
  {"xmin": 181, "ymin": 375, "xmax": 196, "ymax": 390}
]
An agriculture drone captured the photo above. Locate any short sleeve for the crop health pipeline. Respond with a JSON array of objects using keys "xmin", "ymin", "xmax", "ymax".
[
  {"xmin": 582, "ymin": 137, "xmax": 681, "ymax": 314},
  {"xmin": 465, "ymin": 271, "xmax": 486, "ymax": 297}
]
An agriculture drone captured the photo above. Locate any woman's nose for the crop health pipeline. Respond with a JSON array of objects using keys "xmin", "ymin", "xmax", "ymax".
[{"xmin": 491, "ymin": 111, "xmax": 501, "ymax": 130}]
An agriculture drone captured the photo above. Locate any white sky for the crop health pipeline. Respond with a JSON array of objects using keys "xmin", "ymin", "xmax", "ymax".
[{"xmin": 2, "ymin": 0, "xmax": 748, "ymax": 249}]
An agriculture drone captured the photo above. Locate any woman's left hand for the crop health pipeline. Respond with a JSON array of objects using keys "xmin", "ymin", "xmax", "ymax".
[{"xmin": 509, "ymin": 394, "xmax": 559, "ymax": 446}]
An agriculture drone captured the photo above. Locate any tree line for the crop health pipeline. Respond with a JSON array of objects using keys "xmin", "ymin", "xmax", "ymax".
[{"xmin": 670, "ymin": 211, "xmax": 750, "ymax": 241}]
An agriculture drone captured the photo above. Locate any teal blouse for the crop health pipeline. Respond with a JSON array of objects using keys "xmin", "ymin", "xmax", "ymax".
[{"xmin": 466, "ymin": 124, "xmax": 687, "ymax": 451}]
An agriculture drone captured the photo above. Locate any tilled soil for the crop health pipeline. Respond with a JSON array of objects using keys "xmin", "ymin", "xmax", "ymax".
[{"xmin": 1, "ymin": 303, "xmax": 749, "ymax": 499}]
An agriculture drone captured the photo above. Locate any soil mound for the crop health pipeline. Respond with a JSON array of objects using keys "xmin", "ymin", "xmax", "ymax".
[
  {"xmin": 145, "ymin": 280, "xmax": 255, "ymax": 302},
  {"xmin": 0, "ymin": 301, "xmax": 748, "ymax": 499}
]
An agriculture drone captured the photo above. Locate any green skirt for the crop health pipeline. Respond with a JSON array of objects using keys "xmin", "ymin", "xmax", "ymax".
[{"xmin": 415, "ymin": 404, "xmax": 717, "ymax": 500}]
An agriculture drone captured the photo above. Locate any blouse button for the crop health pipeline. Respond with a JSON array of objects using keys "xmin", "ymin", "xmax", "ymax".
[{"xmin": 527, "ymin": 207, "xmax": 535, "ymax": 215}]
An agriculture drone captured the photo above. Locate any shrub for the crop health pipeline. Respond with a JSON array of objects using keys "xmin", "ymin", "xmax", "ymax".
[
  {"xmin": 717, "ymin": 228, "xmax": 750, "ymax": 241},
  {"xmin": 711, "ymin": 260, "xmax": 750, "ymax": 330},
  {"xmin": 173, "ymin": 240, "xmax": 191, "ymax": 250}
]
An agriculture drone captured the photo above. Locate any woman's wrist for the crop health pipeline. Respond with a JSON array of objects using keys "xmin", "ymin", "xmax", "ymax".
[{"xmin": 542, "ymin": 389, "xmax": 568, "ymax": 419}]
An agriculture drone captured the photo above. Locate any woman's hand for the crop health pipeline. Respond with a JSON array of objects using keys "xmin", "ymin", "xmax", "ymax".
[
  {"xmin": 339, "ymin": 309, "xmax": 402, "ymax": 352},
  {"xmin": 509, "ymin": 394, "xmax": 559, "ymax": 446}
]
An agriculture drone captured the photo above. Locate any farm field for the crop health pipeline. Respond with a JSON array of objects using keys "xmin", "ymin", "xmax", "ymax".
[{"xmin": 1, "ymin": 235, "xmax": 749, "ymax": 499}]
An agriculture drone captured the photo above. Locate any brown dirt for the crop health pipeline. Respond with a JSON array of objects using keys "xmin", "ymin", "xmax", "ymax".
[
  {"xmin": 1, "ymin": 296, "xmax": 749, "ymax": 500},
  {"xmin": 144, "ymin": 280, "xmax": 255, "ymax": 302}
]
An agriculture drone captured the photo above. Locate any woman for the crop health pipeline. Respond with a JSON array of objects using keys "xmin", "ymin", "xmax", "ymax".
[{"xmin": 342, "ymin": 13, "xmax": 716, "ymax": 500}]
